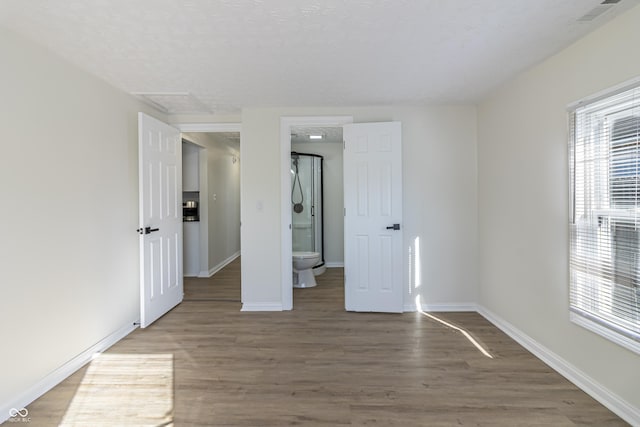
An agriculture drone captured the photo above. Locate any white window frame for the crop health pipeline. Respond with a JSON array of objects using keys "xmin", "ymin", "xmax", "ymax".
[{"xmin": 568, "ymin": 77, "xmax": 640, "ymax": 355}]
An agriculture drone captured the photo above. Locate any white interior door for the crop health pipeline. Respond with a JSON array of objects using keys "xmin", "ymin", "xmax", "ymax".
[
  {"xmin": 343, "ymin": 122, "xmax": 403, "ymax": 312},
  {"xmin": 138, "ymin": 112, "xmax": 183, "ymax": 328}
]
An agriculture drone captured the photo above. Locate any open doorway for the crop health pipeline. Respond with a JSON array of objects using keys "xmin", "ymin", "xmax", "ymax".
[
  {"xmin": 280, "ymin": 116, "xmax": 353, "ymax": 310},
  {"xmin": 290, "ymin": 126, "xmax": 345, "ymax": 270},
  {"xmin": 290, "ymin": 126, "xmax": 345, "ymax": 307},
  {"xmin": 180, "ymin": 131, "xmax": 241, "ymax": 280},
  {"xmin": 281, "ymin": 118, "xmax": 404, "ymax": 313}
]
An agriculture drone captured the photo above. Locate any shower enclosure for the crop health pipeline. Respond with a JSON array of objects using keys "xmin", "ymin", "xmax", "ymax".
[{"xmin": 291, "ymin": 152, "xmax": 324, "ymax": 270}]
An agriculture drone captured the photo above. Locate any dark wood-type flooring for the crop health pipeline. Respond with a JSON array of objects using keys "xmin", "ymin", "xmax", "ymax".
[{"xmin": 17, "ymin": 258, "xmax": 626, "ymax": 426}]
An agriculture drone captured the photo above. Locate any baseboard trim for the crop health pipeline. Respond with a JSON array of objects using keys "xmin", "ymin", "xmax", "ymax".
[
  {"xmin": 423, "ymin": 303, "xmax": 477, "ymax": 312},
  {"xmin": 325, "ymin": 262, "xmax": 344, "ymax": 268},
  {"xmin": 0, "ymin": 321, "xmax": 138, "ymax": 424},
  {"xmin": 403, "ymin": 303, "xmax": 416, "ymax": 312},
  {"xmin": 241, "ymin": 303, "xmax": 283, "ymax": 312},
  {"xmin": 403, "ymin": 302, "xmax": 478, "ymax": 312},
  {"xmin": 477, "ymin": 305, "xmax": 640, "ymax": 426},
  {"xmin": 199, "ymin": 251, "xmax": 240, "ymax": 278}
]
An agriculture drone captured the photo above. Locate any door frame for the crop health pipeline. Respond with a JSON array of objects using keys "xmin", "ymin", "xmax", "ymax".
[{"xmin": 280, "ymin": 116, "xmax": 353, "ymax": 310}]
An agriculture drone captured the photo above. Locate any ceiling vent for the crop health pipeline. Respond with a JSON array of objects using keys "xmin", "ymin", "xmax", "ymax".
[
  {"xmin": 578, "ymin": 0, "xmax": 622, "ymax": 21},
  {"xmin": 132, "ymin": 92, "xmax": 210, "ymax": 114}
]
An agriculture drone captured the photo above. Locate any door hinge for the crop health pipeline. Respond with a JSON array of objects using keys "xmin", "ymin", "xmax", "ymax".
[{"xmin": 343, "ymin": 140, "xmax": 345, "ymax": 150}]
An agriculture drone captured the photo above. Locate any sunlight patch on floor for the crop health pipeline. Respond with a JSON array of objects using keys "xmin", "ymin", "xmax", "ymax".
[
  {"xmin": 60, "ymin": 353, "xmax": 174, "ymax": 426},
  {"xmin": 415, "ymin": 296, "xmax": 494, "ymax": 359}
]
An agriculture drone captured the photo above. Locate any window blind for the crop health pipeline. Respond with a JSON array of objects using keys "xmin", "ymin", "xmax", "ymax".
[{"xmin": 569, "ymin": 83, "xmax": 640, "ymax": 349}]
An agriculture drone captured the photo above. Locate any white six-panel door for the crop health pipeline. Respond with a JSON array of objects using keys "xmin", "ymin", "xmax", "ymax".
[
  {"xmin": 138, "ymin": 112, "xmax": 183, "ymax": 328},
  {"xmin": 343, "ymin": 122, "xmax": 403, "ymax": 312}
]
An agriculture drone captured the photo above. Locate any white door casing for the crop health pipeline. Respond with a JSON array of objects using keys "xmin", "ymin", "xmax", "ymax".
[
  {"xmin": 343, "ymin": 122, "xmax": 403, "ymax": 312},
  {"xmin": 138, "ymin": 112, "xmax": 183, "ymax": 328}
]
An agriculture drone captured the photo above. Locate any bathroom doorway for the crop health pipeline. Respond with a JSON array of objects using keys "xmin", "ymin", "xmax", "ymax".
[
  {"xmin": 281, "ymin": 117, "xmax": 404, "ymax": 312},
  {"xmin": 280, "ymin": 116, "xmax": 353, "ymax": 309},
  {"xmin": 290, "ymin": 126, "xmax": 345, "ymax": 271}
]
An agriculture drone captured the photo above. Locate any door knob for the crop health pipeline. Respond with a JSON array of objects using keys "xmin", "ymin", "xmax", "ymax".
[
  {"xmin": 386, "ymin": 224, "xmax": 400, "ymax": 230},
  {"xmin": 137, "ymin": 227, "xmax": 160, "ymax": 235}
]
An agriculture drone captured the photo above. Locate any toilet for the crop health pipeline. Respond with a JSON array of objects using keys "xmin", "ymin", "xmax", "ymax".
[{"xmin": 292, "ymin": 251, "xmax": 321, "ymax": 288}]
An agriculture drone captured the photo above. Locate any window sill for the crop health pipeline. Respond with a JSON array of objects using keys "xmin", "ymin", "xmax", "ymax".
[{"xmin": 570, "ymin": 312, "xmax": 640, "ymax": 356}]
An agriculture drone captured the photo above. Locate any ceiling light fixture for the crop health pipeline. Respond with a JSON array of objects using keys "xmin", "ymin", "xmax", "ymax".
[{"xmin": 309, "ymin": 135, "xmax": 323, "ymax": 140}]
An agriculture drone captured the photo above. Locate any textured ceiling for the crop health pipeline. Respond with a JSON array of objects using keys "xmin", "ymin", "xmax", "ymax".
[
  {"xmin": 211, "ymin": 132, "xmax": 241, "ymax": 147},
  {"xmin": 1, "ymin": 0, "xmax": 637, "ymax": 114}
]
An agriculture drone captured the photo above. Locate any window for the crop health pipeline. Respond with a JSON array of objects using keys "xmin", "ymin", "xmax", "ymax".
[{"xmin": 569, "ymin": 81, "xmax": 640, "ymax": 354}]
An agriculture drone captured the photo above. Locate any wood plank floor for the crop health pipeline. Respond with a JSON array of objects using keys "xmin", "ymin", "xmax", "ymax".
[{"xmin": 19, "ymin": 258, "xmax": 626, "ymax": 426}]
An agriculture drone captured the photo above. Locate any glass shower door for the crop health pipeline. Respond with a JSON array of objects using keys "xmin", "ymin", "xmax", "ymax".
[
  {"xmin": 292, "ymin": 155, "xmax": 314, "ymax": 252},
  {"xmin": 291, "ymin": 153, "xmax": 323, "ymax": 267}
]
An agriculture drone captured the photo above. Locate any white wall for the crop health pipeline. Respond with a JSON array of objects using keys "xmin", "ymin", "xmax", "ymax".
[
  {"xmin": 182, "ymin": 132, "xmax": 241, "ymax": 274},
  {"xmin": 182, "ymin": 141, "xmax": 200, "ymax": 192},
  {"xmin": 477, "ymin": 4, "xmax": 640, "ymax": 415},
  {"xmin": 206, "ymin": 134, "xmax": 241, "ymax": 271},
  {"xmin": 0, "ymin": 28, "xmax": 165, "ymax": 409},
  {"xmin": 291, "ymin": 141, "xmax": 344, "ymax": 266},
  {"xmin": 241, "ymin": 106, "xmax": 478, "ymax": 309}
]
